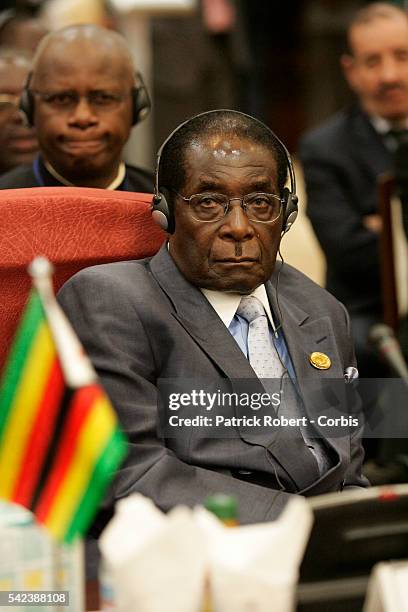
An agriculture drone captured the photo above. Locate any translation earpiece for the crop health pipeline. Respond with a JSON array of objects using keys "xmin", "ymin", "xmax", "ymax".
[
  {"xmin": 131, "ymin": 72, "xmax": 151, "ymax": 126},
  {"xmin": 281, "ymin": 188, "xmax": 298, "ymax": 233},
  {"xmin": 151, "ymin": 188, "xmax": 175, "ymax": 233},
  {"xmin": 19, "ymin": 72, "xmax": 34, "ymax": 126}
]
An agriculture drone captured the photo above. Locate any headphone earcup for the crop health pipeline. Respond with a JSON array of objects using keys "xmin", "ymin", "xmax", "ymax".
[
  {"xmin": 131, "ymin": 83, "xmax": 151, "ymax": 126},
  {"xmin": 282, "ymin": 187, "xmax": 298, "ymax": 234},
  {"xmin": 19, "ymin": 83, "xmax": 34, "ymax": 126},
  {"xmin": 151, "ymin": 187, "xmax": 174, "ymax": 234}
]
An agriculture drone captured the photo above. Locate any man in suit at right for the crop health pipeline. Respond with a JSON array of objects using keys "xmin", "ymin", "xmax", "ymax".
[
  {"xmin": 299, "ymin": 2, "xmax": 408, "ymax": 380},
  {"xmin": 0, "ymin": 47, "xmax": 38, "ymax": 176}
]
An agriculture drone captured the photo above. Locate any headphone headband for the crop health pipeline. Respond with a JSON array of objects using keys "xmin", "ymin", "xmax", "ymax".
[
  {"xmin": 152, "ymin": 109, "xmax": 298, "ymax": 234},
  {"xmin": 154, "ymin": 109, "xmax": 296, "ymax": 197}
]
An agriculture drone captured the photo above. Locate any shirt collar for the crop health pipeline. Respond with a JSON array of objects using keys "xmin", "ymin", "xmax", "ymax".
[
  {"xmin": 369, "ymin": 114, "xmax": 408, "ymax": 135},
  {"xmin": 43, "ymin": 159, "xmax": 126, "ymax": 190},
  {"xmin": 201, "ymin": 284, "xmax": 277, "ymax": 332}
]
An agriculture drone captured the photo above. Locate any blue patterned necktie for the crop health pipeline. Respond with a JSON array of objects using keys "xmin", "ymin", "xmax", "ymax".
[
  {"xmin": 236, "ymin": 295, "xmax": 330, "ymax": 475},
  {"xmin": 236, "ymin": 295, "xmax": 284, "ymax": 379}
]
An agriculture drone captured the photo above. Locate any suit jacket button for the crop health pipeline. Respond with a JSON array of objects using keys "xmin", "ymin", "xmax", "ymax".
[{"xmin": 237, "ymin": 470, "xmax": 253, "ymax": 475}]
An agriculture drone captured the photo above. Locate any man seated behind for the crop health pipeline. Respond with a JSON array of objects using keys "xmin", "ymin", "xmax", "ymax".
[
  {"xmin": 58, "ymin": 110, "xmax": 367, "ymax": 528},
  {"xmin": 0, "ymin": 48, "xmax": 38, "ymax": 176},
  {"xmin": 0, "ymin": 24, "xmax": 153, "ymax": 192}
]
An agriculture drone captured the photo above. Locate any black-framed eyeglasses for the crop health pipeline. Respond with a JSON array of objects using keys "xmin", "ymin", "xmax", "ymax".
[
  {"xmin": 30, "ymin": 89, "xmax": 128, "ymax": 111},
  {"xmin": 175, "ymin": 191, "xmax": 283, "ymax": 223}
]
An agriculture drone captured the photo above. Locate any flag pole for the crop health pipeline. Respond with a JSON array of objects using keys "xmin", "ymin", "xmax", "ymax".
[{"xmin": 28, "ymin": 257, "xmax": 96, "ymax": 389}]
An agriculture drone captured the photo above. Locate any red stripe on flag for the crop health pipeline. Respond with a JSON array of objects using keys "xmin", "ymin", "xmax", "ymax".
[
  {"xmin": 34, "ymin": 385, "xmax": 103, "ymax": 522},
  {"xmin": 12, "ymin": 359, "xmax": 65, "ymax": 507}
]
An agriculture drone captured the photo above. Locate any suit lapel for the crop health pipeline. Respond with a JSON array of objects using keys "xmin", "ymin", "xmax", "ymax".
[
  {"xmin": 151, "ymin": 247, "xmax": 343, "ymax": 381},
  {"xmin": 266, "ymin": 282, "xmax": 343, "ymax": 490},
  {"xmin": 349, "ymin": 107, "xmax": 392, "ymax": 178},
  {"xmin": 268, "ymin": 288, "xmax": 344, "ymax": 381},
  {"xmin": 149, "ymin": 245, "xmax": 257, "ymax": 379}
]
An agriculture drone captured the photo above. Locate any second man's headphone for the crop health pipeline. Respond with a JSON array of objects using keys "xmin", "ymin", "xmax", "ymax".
[
  {"xmin": 19, "ymin": 70, "xmax": 151, "ymax": 127},
  {"xmin": 152, "ymin": 109, "xmax": 298, "ymax": 235}
]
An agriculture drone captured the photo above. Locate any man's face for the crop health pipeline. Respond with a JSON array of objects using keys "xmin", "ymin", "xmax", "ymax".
[
  {"xmin": 342, "ymin": 15, "xmax": 408, "ymax": 121},
  {"xmin": 32, "ymin": 41, "xmax": 134, "ymax": 186},
  {"xmin": 0, "ymin": 60, "xmax": 38, "ymax": 173},
  {"xmin": 169, "ymin": 135, "xmax": 283, "ymax": 294}
]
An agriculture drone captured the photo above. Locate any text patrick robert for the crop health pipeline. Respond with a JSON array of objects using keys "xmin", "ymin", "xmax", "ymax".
[
  {"xmin": 165, "ymin": 389, "xmax": 359, "ymax": 429},
  {"xmin": 168, "ymin": 414, "xmax": 358, "ymax": 427}
]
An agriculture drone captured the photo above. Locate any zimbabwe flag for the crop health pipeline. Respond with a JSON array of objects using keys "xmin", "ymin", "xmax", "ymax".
[{"xmin": 0, "ymin": 260, "xmax": 127, "ymax": 543}]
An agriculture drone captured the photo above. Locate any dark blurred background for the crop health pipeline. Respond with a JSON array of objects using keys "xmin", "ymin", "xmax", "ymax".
[
  {"xmin": 2, "ymin": 0, "xmax": 407, "ymax": 287},
  {"xmin": 6, "ymin": 0, "xmax": 406, "ymax": 151}
]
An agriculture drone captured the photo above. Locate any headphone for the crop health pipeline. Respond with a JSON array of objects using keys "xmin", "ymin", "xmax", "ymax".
[
  {"xmin": 19, "ymin": 70, "xmax": 151, "ymax": 127},
  {"xmin": 152, "ymin": 109, "xmax": 298, "ymax": 235}
]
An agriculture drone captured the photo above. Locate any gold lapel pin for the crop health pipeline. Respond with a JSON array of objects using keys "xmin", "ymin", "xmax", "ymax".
[{"xmin": 309, "ymin": 351, "xmax": 331, "ymax": 370}]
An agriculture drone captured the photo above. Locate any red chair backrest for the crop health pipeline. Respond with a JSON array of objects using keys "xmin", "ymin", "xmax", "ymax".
[{"xmin": 0, "ymin": 186, "xmax": 166, "ymax": 372}]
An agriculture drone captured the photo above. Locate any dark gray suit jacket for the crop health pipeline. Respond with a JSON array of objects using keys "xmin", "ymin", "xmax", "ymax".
[
  {"xmin": 299, "ymin": 105, "xmax": 392, "ymax": 316},
  {"xmin": 58, "ymin": 245, "xmax": 367, "ymax": 529}
]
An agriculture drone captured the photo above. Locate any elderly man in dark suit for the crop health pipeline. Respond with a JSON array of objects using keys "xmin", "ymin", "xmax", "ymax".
[
  {"xmin": 58, "ymin": 110, "xmax": 367, "ymax": 529},
  {"xmin": 299, "ymin": 2, "xmax": 408, "ymax": 378}
]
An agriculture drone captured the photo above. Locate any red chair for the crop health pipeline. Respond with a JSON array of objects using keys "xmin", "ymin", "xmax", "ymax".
[{"xmin": 0, "ymin": 186, "xmax": 166, "ymax": 372}]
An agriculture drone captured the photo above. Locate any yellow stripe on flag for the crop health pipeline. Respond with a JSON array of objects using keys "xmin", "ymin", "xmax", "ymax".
[
  {"xmin": 44, "ymin": 395, "xmax": 115, "ymax": 540},
  {"xmin": 0, "ymin": 322, "xmax": 55, "ymax": 498}
]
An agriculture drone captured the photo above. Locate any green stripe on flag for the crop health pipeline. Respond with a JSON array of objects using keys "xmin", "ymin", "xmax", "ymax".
[
  {"xmin": 0, "ymin": 292, "xmax": 45, "ymax": 438},
  {"xmin": 64, "ymin": 429, "xmax": 127, "ymax": 543}
]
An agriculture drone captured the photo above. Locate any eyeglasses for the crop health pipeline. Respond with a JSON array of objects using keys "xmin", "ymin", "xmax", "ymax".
[
  {"xmin": 30, "ymin": 89, "xmax": 128, "ymax": 111},
  {"xmin": 0, "ymin": 94, "xmax": 20, "ymax": 113},
  {"xmin": 175, "ymin": 191, "xmax": 283, "ymax": 223}
]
